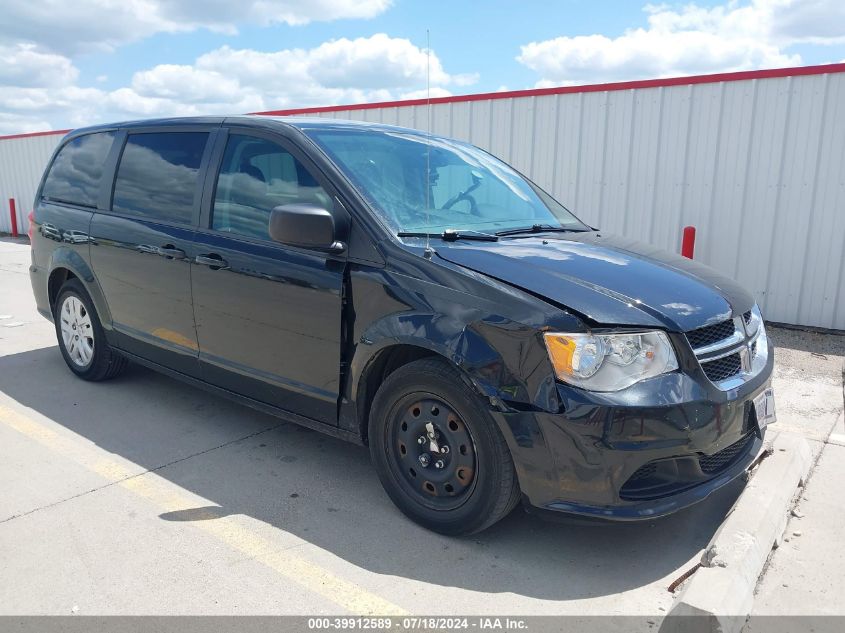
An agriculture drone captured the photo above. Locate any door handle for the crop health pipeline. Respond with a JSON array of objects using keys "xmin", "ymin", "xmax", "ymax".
[
  {"xmin": 157, "ymin": 245, "xmax": 186, "ymax": 260},
  {"xmin": 195, "ymin": 253, "xmax": 229, "ymax": 270}
]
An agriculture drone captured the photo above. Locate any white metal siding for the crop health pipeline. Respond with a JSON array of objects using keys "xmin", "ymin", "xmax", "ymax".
[
  {"xmin": 1, "ymin": 69, "xmax": 843, "ymax": 329},
  {"xmin": 0, "ymin": 133, "xmax": 64, "ymax": 235},
  {"xmin": 296, "ymin": 71, "xmax": 845, "ymax": 329}
]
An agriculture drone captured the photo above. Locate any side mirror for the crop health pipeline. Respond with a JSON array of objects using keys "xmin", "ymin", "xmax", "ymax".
[{"xmin": 268, "ymin": 204, "xmax": 345, "ymax": 254}]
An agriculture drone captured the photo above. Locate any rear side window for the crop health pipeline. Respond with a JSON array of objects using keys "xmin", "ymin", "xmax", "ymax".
[
  {"xmin": 41, "ymin": 132, "xmax": 115, "ymax": 208},
  {"xmin": 112, "ymin": 132, "xmax": 208, "ymax": 225}
]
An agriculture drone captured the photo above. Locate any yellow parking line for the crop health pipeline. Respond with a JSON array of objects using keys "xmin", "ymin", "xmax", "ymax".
[{"xmin": 0, "ymin": 403, "xmax": 406, "ymax": 616}]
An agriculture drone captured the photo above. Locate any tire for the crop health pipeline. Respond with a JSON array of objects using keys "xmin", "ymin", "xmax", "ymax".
[
  {"xmin": 369, "ymin": 358, "xmax": 521, "ymax": 535},
  {"xmin": 54, "ymin": 278, "xmax": 128, "ymax": 381}
]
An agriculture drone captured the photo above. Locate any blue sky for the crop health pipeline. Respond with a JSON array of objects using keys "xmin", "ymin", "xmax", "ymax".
[
  {"xmin": 1, "ymin": 0, "xmax": 844, "ymax": 134},
  {"xmin": 76, "ymin": 1, "xmax": 647, "ymax": 93}
]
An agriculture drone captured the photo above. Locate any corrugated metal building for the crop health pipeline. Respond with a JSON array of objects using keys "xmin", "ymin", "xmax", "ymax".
[
  {"xmin": 1, "ymin": 64, "xmax": 844, "ymax": 329},
  {"xmin": 0, "ymin": 130, "xmax": 69, "ymax": 235}
]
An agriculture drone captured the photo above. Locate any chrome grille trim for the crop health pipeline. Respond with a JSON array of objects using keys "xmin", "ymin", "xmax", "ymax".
[
  {"xmin": 692, "ymin": 329, "xmax": 745, "ymax": 356},
  {"xmin": 686, "ymin": 306, "xmax": 768, "ymax": 390},
  {"xmin": 686, "ymin": 319, "xmax": 737, "ymax": 349}
]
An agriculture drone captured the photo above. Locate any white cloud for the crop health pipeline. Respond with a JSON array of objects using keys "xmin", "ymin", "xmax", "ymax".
[
  {"xmin": 111, "ymin": 35, "xmax": 474, "ymax": 115},
  {"xmin": 0, "ymin": 0, "xmax": 393, "ymax": 54},
  {"xmin": 307, "ymin": 34, "xmax": 455, "ymax": 88},
  {"xmin": 517, "ymin": 0, "xmax": 843, "ymax": 85},
  {"xmin": 741, "ymin": 0, "xmax": 845, "ymax": 45},
  {"xmin": 0, "ymin": 44, "xmax": 78, "ymax": 88},
  {"xmin": 192, "ymin": 35, "xmax": 477, "ymax": 94},
  {"xmin": 0, "ymin": 84, "xmax": 106, "ymax": 132},
  {"xmin": 130, "ymin": 66, "xmax": 242, "ymax": 103},
  {"xmin": 0, "ymin": 34, "xmax": 475, "ymax": 131},
  {"xmin": 0, "ymin": 112, "xmax": 54, "ymax": 135},
  {"xmin": 398, "ymin": 87, "xmax": 454, "ymax": 100}
]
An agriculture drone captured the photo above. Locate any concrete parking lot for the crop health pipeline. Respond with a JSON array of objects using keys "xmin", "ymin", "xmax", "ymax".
[{"xmin": 0, "ymin": 236, "xmax": 842, "ymax": 622}]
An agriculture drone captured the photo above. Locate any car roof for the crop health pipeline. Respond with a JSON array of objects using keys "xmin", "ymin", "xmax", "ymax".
[
  {"xmin": 234, "ymin": 115, "xmax": 427, "ymax": 134},
  {"xmin": 65, "ymin": 115, "xmax": 437, "ymax": 140}
]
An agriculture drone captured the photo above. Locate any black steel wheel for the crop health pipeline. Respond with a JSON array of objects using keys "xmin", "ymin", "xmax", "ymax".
[
  {"xmin": 369, "ymin": 358, "xmax": 521, "ymax": 535},
  {"xmin": 385, "ymin": 396, "xmax": 478, "ymax": 511}
]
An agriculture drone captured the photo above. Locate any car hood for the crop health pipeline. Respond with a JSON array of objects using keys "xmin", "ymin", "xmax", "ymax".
[{"xmin": 434, "ymin": 232, "xmax": 755, "ymax": 331}]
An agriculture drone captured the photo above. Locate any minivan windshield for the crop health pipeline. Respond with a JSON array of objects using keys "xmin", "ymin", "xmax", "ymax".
[{"xmin": 305, "ymin": 127, "xmax": 588, "ymax": 236}]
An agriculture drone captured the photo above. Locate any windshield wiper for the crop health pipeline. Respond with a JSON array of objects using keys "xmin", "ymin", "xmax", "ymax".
[
  {"xmin": 397, "ymin": 229, "xmax": 499, "ymax": 242},
  {"xmin": 495, "ymin": 224, "xmax": 591, "ymax": 237}
]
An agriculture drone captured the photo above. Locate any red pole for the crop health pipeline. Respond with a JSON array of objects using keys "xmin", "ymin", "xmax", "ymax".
[
  {"xmin": 9, "ymin": 199, "xmax": 18, "ymax": 237},
  {"xmin": 681, "ymin": 225, "xmax": 696, "ymax": 259}
]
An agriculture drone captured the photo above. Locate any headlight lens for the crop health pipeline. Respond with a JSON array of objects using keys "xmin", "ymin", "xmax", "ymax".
[{"xmin": 544, "ymin": 330, "xmax": 678, "ymax": 391}]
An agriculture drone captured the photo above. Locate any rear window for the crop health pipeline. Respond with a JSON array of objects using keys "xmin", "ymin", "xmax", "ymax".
[
  {"xmin": 41, "ymin": 132, "xmax": 115, "ymax": 208},
  {"xmin": 112, "ymin": 132, "xmax": 208, "ymax": 225}
]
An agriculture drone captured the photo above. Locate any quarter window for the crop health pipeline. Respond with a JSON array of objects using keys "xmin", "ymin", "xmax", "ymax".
[
  {"xmin": 41, "ymin": 132, "xmax": 115, "ymax": 208},
  {"xmin": 112, "ymin": 132, "xmax": 208, "ymax": 225},
  {"xmin": 212, "ymin": 134, "xmax": 331, "ymax": 240}
]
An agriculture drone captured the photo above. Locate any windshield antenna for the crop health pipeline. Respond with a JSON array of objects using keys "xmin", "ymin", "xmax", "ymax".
[{"xmin": 424, "ymin": 28, "xmax": 433, "ymax": 258}]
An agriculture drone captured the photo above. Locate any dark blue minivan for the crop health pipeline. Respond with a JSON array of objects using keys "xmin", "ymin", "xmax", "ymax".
[{"xmin": 29, "ymin": 116, "xmax": 775, "ymax": 534}]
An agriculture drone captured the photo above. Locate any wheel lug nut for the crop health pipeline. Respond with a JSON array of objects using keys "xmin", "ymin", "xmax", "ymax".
[
  {"xmin": 440, "ymin": 445, "xmax": 450, "ymax": 454},
  {"xmin": 418, "ymin": 454, "xmax": 430, "ymax": 467},
  {"xmin": 435, "ymin": 460, "xmax": 445, "ymax": 469},
  {"xmin": 417, "ymin": 436, "xmax": 426, "ymax": 445}
]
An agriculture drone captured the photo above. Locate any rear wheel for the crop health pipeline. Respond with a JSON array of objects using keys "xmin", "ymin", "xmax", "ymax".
[
  {"xmin": 54, "ymin": 279, "xmax": 128, "ymax": 381},
  {"xmin": 369, "ymin": 358, "xmax": 520, "ymax": 535}
]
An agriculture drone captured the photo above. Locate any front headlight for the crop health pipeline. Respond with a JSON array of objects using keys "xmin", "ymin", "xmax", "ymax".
[{"xmin": 543, "ymin": 330, "xmax": 678, "ymax": 392}]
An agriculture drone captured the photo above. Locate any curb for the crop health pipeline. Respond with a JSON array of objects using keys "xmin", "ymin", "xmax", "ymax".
[{"xmin": 659, "ymin": 432, "xmax": 812, "ymax": 633}]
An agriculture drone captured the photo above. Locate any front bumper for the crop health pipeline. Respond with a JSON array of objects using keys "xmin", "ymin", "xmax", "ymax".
[{"xmin": 492, "ymin": 336, "xmax": 774, "ymax": 521}]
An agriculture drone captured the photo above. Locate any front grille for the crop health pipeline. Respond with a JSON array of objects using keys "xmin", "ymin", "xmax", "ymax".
[
  {"xmin": 686, "ymin": 319, "xmax": 736, "ymax": 349},
  {"xmin": 701, "ymin": 353, "xmax": 742, "ymax": 382},
  {"xmin": 686, "ymin": 305, "xmax": 764, "ymax": 391},
  {"xmin": 699, "ymin": 431, "xmax": 755, "ymax": 474}
]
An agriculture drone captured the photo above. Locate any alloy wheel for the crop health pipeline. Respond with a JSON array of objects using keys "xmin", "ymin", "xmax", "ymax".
[{"xmin": 59, "ymin": 295, "xmax": 94, "ymax": 367}]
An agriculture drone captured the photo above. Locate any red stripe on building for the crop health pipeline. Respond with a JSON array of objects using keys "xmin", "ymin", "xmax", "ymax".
[
  {"xmin": 253, "ymin": 62, "xmax": 845, "ymax": 117},
  {"xmin": 3, "ymin": 63, "xmax": 844, "ymax": 139},
  {"xmin": 0, "ymin": 129, "xmax": 70, "ymax": 142}
]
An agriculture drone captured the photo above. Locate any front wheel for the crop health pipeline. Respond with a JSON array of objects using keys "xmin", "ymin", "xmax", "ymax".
[
  {"xmin": 54, "ymin": 279, "xmax": 128, "ymax": 381},
  {"xmin": 369, "ymin": 358, "xmax": 520, "ymax": 535}
]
